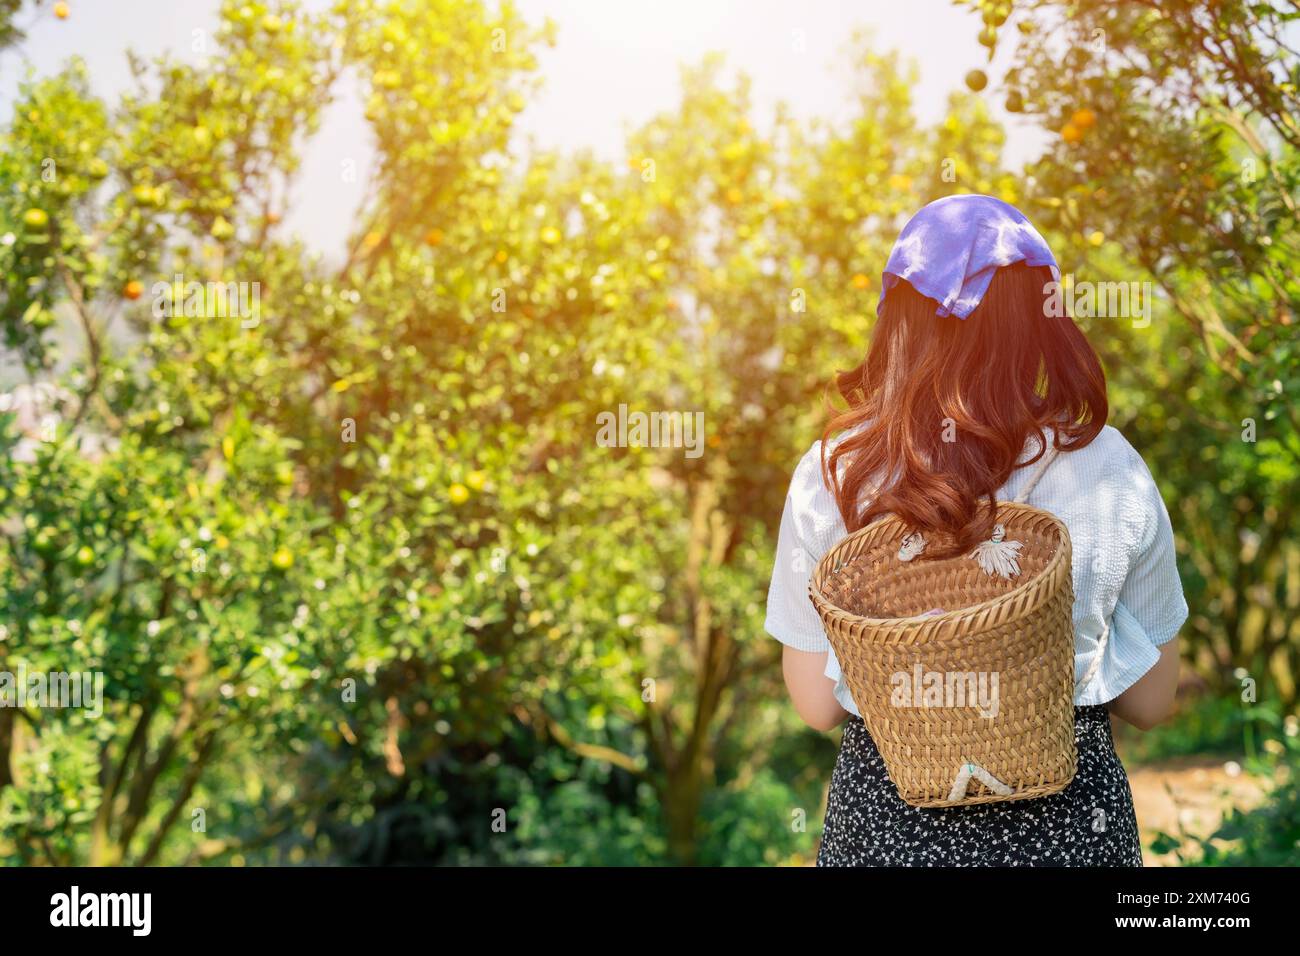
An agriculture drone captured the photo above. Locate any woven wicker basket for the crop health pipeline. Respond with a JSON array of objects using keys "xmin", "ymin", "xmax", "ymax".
[{"xmin": 808, "ymin": 447, "xmax": 1077, "ymax": 808}]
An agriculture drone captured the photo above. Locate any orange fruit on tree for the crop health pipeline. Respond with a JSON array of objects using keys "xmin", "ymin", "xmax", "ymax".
[
  {"xmin": 123, "ymin": 280, "xmax": 144, "ymax": 300},
  {"xmin": 851, "ymin": 273, "xmax": 871, "ymax": 290},
  {"xmin": 1061, "ymin": 123, "xmax": 1083, "ymax": 145},
  {"xmin": 1070, "ymin": 108, "xmax": 1096, "ymax": 129},
  {"xmin": 423, "ymin": 227, "xmax": 444, "ymax": 247}
]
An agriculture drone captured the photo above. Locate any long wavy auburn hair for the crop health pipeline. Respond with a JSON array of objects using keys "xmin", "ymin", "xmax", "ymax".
[{"xmin": 821, "ymin": 262, "xmax": 1108, "ymax": 558}]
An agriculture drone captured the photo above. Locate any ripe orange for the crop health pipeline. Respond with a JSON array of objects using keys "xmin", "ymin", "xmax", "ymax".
[
  {"xmin": 123, "ymin": 280, "xmax": 144, "ymax": 300},
  {"xmin": 424, "ymin": 227, "xmax": 444, "ymax": 247},
  {"xmin": 851, "ymin": 273, "xmax": 871, "ymax": 290},
  {"xmin": 1061, "ymin": 123, "xmax": 1083, "ymax": 145},
  {"xmin": 1070, "ymin": 108, "xmax": 1096, "ymax": 129}
]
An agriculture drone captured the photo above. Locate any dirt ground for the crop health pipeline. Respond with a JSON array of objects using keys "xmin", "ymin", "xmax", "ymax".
[{"xmin": 1127, "ymin": 756, "xmax": 1274, "ymax": 865}]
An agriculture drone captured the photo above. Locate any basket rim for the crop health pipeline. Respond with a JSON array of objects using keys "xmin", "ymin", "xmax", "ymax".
[{"xmin": 808, "ymin": 501, "xmax": 1072, "ymax": 631}]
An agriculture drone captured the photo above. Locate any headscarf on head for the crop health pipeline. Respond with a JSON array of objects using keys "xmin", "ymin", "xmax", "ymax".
[{"xmin": 877, "ymin": 194, "xmax": 1059, "ymax": 320}]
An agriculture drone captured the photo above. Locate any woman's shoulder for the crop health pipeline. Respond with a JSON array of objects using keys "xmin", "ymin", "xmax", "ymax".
[
  {"xmin": 1057, "ymin": 424, "xmax": 1157, "ymax": 486},
  {"xmin": 788, "ymin": 438, "xmax": 832, "ymax": 499},
  {"xmin": 1049, "ymin": 425, "xmax": 1168, "ymax": 547},
  {"xmin": 783, "ymin": 438, "xmax": 847, "ymax": 541},
  {"xmin": 787, "ymin": 423, "xmax": 1160, "ymax": 521}
]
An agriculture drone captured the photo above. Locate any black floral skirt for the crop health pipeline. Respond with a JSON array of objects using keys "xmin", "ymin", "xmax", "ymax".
[{"xmin": 817, "ymin": 705, "xmax": 1143, "ymax": 866}]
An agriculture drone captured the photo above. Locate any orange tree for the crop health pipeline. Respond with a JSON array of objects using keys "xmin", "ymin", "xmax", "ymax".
[
  {"xmin": 0, "ymin": 0, "xmax": 669, "ymax": 865},
  {"xmin": 2, "ymin": 1, "xmax": 346, "ymax": 864}
]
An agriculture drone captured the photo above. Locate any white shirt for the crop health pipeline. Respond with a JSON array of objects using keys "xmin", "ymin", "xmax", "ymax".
[{"xmin": 764, "ymin": 425, "xmax": 1188, "ymax": 713}]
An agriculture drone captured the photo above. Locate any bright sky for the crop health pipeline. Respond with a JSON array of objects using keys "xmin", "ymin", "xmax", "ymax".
[{"xmin": 3, "ymin": 0, "xmax": 1047, "ymax": 258}]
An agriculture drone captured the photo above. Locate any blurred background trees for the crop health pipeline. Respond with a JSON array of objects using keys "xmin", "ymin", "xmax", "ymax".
[{"xmin": 0, "ymin": 0, "xmax": 1296, "ymax": 865}]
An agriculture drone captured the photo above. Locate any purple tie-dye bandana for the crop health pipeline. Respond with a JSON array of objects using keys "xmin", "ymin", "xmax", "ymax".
[{"xmin": 877, "ymin": 194, "xmax": 1060, "ymax": 319}]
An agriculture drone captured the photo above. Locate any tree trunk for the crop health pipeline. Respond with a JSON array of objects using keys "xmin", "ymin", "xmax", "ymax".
[
  {"xmin": 662, "ymin": 761, "xmax": 703, "ymax": 866},
  {"xmin": 0, "ymin": 709, "xmax": 12, "ymax": 789}
]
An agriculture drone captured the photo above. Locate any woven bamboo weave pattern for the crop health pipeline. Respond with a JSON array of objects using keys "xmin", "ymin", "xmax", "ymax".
[{"xmin": 809, "ymin": 502, "xmax": 1077, "ymax": 808}]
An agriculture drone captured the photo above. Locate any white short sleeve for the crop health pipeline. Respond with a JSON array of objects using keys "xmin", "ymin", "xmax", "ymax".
[
  {"xmin": 763, "ymin": 442, "xmax": 845, "ymax": 653},
  {"xmin": 1117, "ymin": 446, "xmax": 1188, "ymax": 648}
]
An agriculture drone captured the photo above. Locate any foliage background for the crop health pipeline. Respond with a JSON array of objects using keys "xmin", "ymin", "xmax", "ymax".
[{"xmin": 0, "ymin": 0, "xmax": 1297, "ymax": 866}]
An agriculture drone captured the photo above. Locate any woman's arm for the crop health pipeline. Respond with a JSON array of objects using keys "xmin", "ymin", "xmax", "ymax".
[
  {"xmin": 782, "ymin": 646, "xmax": 849, "ymax": 731},
  {"xmin": 1106, "ymin": 640, "xmax": 1180, "ymax": 730}
]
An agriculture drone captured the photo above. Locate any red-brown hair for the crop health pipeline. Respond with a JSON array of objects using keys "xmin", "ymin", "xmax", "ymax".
[{"xmin": 821, "ymin": 262, "xmax": 1107, "ymax": 557}]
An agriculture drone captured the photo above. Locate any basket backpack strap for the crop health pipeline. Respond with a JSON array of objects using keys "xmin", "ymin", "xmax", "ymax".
[
  {"xmin": 1077, "ymin": 623, "xmax": 1109, "ymax": 692},
  {"xmin": 1011, "ymin": 443, "xmax": 1060, "ymax": 505}
]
